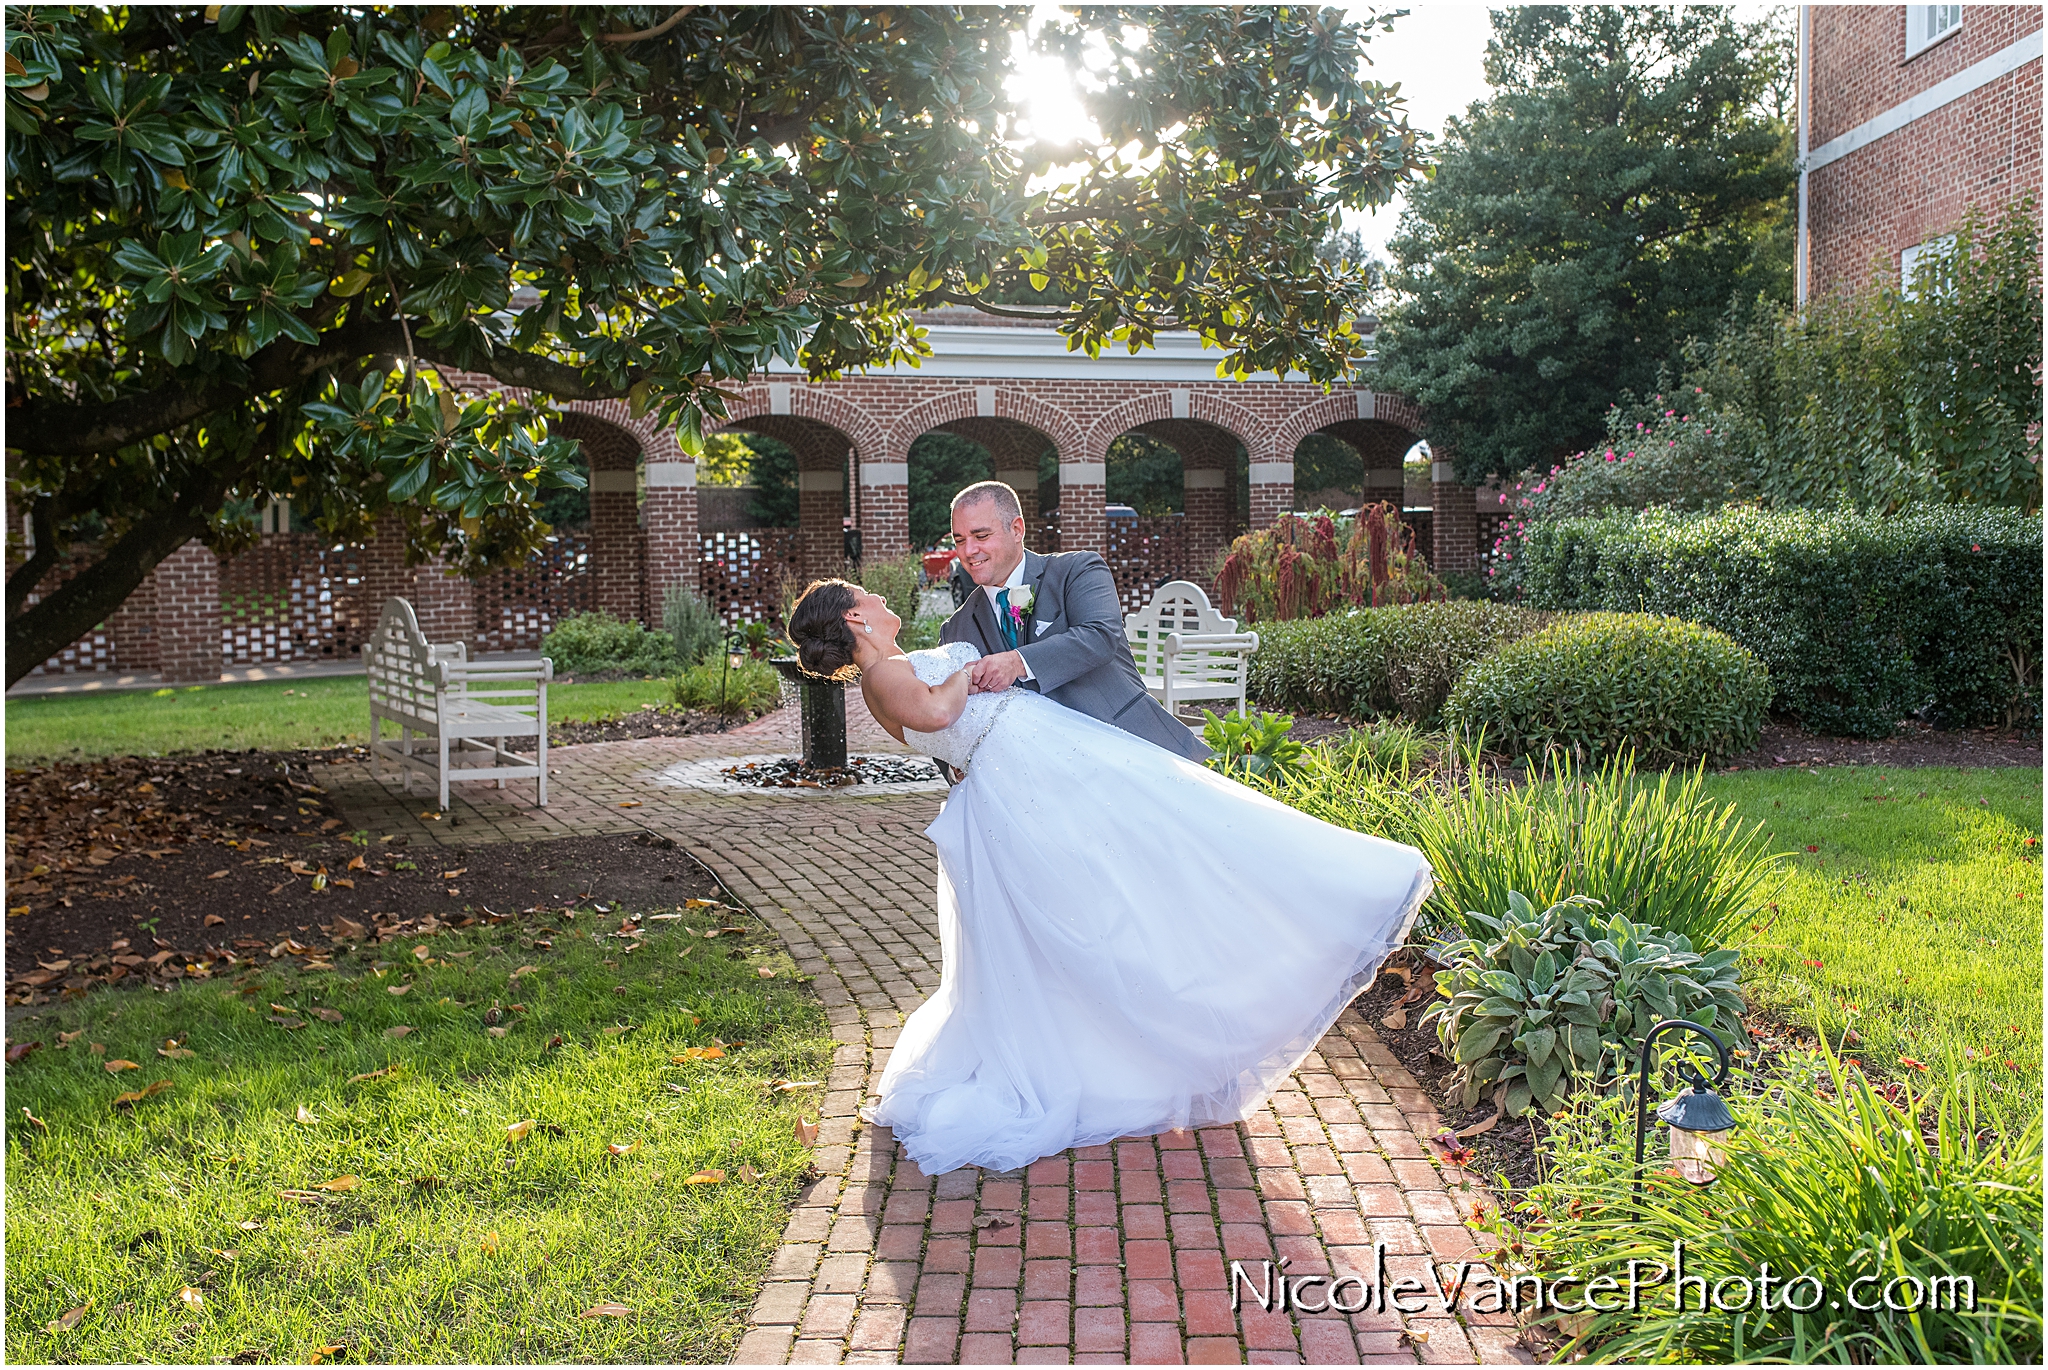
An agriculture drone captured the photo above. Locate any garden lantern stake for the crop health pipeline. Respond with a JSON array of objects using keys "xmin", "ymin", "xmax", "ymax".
[{"xmin": 1632, "ymin": 1019, "xmax": 1736, "ymax": 1213}]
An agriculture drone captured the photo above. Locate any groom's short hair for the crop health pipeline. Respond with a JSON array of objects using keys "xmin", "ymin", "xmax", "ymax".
[{"xmin": 951, "ymin": 480, "xmax": 1023, "ymax": 526}]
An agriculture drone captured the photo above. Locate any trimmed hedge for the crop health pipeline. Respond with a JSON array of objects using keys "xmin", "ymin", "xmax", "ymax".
[
  {"xmin": 1513, "ymin": 505, "xmax": 2042, "ymax": 737},
  {"xmin": 1444, "ymin": 612, "xmax": 1770, "ymax": 764},
  {"xmin": 1248, "ymin": 600, "xmax": 1552, "ymax": 725}
]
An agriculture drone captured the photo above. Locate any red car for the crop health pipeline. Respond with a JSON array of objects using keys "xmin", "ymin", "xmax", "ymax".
[{"xmin": 922, "ymin": 548, "xmax": 958, "ymax": 580}]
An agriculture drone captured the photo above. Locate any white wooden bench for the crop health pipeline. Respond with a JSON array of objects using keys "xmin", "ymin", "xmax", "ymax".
[
  {"xmin": 365, "ymin": 597, "xmax": 553, "ymax": 812},
  {"xmin": 1124, "ymin": 580, "xmax": 1261, "ymax": 718}
]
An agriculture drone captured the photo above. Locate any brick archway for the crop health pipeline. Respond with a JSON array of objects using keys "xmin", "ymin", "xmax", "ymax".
[{"xmin": 556, "ymin": 412, "xmax": 651, "ymax": 624}]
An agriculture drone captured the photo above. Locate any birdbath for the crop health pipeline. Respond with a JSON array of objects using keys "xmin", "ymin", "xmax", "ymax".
[{"xmin": 768, "ymin": 657, "xmax": 848, "ymax": 771}]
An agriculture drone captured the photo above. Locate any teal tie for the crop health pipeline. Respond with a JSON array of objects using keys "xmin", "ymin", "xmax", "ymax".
[{"xmin": 995, "ymin": 589, "xmax": 1018, "ymax": 649}]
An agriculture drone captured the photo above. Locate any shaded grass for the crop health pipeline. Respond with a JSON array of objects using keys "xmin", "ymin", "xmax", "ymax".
[
  {"xmin": 4, "ymin": 910, "xmax": 831, "ymax": 1362},
  {"xmin": 5, "ymin": 677, "xmax": 682, "ymax": 763},
  {"xmin": 1699, "ymin": 765, "xmax": 2043, "ymax": 1127}
]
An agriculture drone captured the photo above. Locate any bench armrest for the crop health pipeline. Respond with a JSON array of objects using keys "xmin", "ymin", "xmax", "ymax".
[{"xmin": 1165, "ymin": 631, "xmax": 1260, "ymax": 655}]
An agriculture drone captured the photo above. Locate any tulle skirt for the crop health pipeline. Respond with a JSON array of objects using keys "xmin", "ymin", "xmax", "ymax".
[{"xmin": 872, "ymin": 692, "xmax": 1431, "ymax": 1174}]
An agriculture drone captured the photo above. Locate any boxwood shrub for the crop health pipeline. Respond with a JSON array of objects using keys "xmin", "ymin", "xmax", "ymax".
[
  {"xmin": 1510, "ymin": 505, "xmax": 2042, "ymax": 736},
  {"xmin": 1444, "ymin": 612, "xmax": 1769, "ymax": 764},
  {"xmin": 1248, "ymin": 600, "xmax": 1552, "ymax": 724}
]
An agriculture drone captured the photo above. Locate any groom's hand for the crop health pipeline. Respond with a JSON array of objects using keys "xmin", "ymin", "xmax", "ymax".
[{"xmin": 969, "ymin": 650, "xmax": 1029, "ymax": 693}]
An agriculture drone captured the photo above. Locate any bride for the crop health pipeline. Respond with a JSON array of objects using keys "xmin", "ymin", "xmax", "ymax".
[{"xmin": 786, "ymin": 578, "xmax": 1433, "ymax": 1176}]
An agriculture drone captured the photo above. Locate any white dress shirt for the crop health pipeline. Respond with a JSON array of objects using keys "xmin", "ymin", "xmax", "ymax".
[{"xmin": 980, "ymin": 555, "xmax": 1035, "ymax": 681}]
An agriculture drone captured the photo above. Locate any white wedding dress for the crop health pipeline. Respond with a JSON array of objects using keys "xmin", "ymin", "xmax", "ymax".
[{"xmin": 873, "ymin": 641, "xmax": 1433, "ymax": 1175}]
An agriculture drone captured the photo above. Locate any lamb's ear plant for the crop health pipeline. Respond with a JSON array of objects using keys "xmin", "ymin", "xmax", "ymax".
[
  {"xmin": 1495, "ymin": 1046, "xmax": 2044, "ymax": 1364},
  {"xmin": 1421, "ymin": 890, "xmax": 1746, "ymax": 1117}
]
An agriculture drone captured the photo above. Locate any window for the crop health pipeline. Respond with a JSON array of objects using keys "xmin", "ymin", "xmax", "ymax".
[
  {"xmin": 1900, "ymin": 233, "xmax": 1957, "ymax": 297},
  {"xmin": 1904, "ymin": 4, "xmax": 1962, "ymax": 60}
]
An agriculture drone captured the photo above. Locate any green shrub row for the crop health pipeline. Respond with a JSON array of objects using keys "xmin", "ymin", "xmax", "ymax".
[
  {"xmin": 1445, "ymin": 611, "xmax": 1770, "ymax": 765},
  {"xmin": 1248, "ymin": 600, "xmax": 1552, "ymax": 726},
  {"xmin": 538, "ymin": 611, "xmax": 680, "ymax": 678},
  {"xmin": 1511, "ymin": 504, "xmax": 2042, "ymax": 737}
]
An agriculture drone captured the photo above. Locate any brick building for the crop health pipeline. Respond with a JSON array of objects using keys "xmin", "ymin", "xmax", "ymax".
[
  {"xmin": 1798, "ymin": 4, "xmax": 2043, "ymax": 300},
  {"xmin": 19, "ymin": 318, "xmax": 1496, "ymax": 683}
]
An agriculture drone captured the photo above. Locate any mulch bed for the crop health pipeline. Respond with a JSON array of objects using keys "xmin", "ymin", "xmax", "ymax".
[
  {"xmin": 1722, "ymin": 718, "xmax": 2041, "ymax": 770},
  {"xmin": 4, "ymin": 746, "xmax": 736, "ymax": 1001}
]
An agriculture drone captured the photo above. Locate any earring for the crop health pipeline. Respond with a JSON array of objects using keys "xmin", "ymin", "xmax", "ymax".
[{"xmin": 862, "ymin": 622, "xmax": 874, "ymax": 634}]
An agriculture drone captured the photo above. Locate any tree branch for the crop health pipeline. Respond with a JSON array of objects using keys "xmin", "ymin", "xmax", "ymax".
[
  {"xmin": 7, "ymin": 321, "xmax": 643, "ymax": 457},
  {"xmin": 602, "ymin": 7, "xmax": 695, "ymax": 43},
  {"xmin": 4, "ymin": 487, "xmax": 221, "ymax": 689},
  {"xmin": 4, "ymin": 496, "xmax": 62, "ymax": 622}
]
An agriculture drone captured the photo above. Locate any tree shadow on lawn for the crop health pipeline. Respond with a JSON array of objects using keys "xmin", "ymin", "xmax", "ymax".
[{"xmin": 4, "ymin": 905, "xmax": 834, "ymax": 1363}]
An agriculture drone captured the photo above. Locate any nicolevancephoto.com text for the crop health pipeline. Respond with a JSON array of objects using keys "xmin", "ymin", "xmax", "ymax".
[{"xmin": 1231, "ymin": 1244, "xmax": 1982, "ymax": 1318}]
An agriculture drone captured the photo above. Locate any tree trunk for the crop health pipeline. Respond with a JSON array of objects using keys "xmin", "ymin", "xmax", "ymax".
[{"xmin": 4, "ymin": 506, "xmax": 215, "ymax": 689}]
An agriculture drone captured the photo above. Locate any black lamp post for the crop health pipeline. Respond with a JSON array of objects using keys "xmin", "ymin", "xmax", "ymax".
[{"xmin": 1632, "ymin": 1018, "xmax": 1737, "ymax": 1212}]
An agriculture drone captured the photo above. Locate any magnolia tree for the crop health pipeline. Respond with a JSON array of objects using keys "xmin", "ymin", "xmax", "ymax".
[{"xmin": 3, "ymin": 4, "xmax": 1427, "ymax": 683}]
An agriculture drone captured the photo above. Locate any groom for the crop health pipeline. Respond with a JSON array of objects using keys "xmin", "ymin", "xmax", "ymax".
[{"xmin": 939, "ymin": 481, "xmax": 1210, "ymax": 771}]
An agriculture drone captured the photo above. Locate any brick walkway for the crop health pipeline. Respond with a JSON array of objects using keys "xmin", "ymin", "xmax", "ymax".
[{"xmin": 322, "ymin": 701, "xmax": 1528, "ymax": 1366}]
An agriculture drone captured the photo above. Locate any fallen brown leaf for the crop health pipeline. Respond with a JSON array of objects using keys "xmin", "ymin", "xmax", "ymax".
[
  {"xmin": 6, "ymin": 1042, "xmax": 42, "ymax": 1064},
  {"xmin": 204, "ymin": 914, "xmax": 227, "ymax": 927},
  {"xmin": 296, "ymin": 1104, "xmax": 318, "ymax": 1125},
  {"xmin": 673, "ymin": 1046, "xmax": 723, "ymax": 1061},
  {"xmin": 270, "ymin": 1016, "xmax": 308, "ymax": 1030},
  {"xmin": 505, "ymin": 1119, "xmax": 535, "ymax": 1142},
  {"xmin": 1379, "ymin": 1008, "xmax": 1407, "ymax": 1031},
  {"xmin": 1455, "ymin": 1111, "xmax": 1501, "ymax": 1139},
  {"xmin": 387, "ymin": 984, "xmax": 411, "ymax": 996},
  {"xmin": 112, "ymin": 1080, "xmax": 174, "ymax": 1108},
  {"xmin": 310, "ymin": 1008, "xmax": 343, "ymax": 1024},
  {"xmin": 307, "ymin": 1343, "xmax": 346, "ymax": 1364},
  {"xmin": 178, "ymin": 1286, "xmax": 204, "ymax": 1311},
  {"xmin": 22, "ymin": 1106, "xmax": 47, "ymax": 1131},
  {"xmin": 52, "ymin": 1301, "xmax": 90, "ymax": 1331},
  {"xmin": 205, "ymin": 870, "xmax": 229, "ymax": 880},
  {"xmin": 683, "ymin": 1169, "xmax": 725, "ymax": 1185},
  {"xmin": 975, "ymin": 1214, "xmax": 1017, "ymax": 1231},
  {"xmin": 439, "ymin": 868, "xmax": 468, "ymax": 880},
  {"xmin": 795, "ymin": 1117, "xmax": 819, "ymax": 1147},
  {"xmin": 104, "ymin": 1058, "xmax": 141, "ymax": 1073},
  {"xmin": 315, "ymin": 1175, "xmax": 359, "ymax": 1192},
  {"xmin": 582, "ymin": 1303, "xmax": 634, "ymax": 1318},
  {"xmin": 384, "ymin": 1026, "xmax": 414, "ymax": 1040},
  {"xmin": 756, "ymin": 967, "xmax": 776, "ymax": 978},
  {"xmin": 607, "ymin": 1141, "xmax": 643, "ymax": 1157},
  {"xmin": 737, "ymin": 1163, "xmax": 761, "ymax": 1183}
]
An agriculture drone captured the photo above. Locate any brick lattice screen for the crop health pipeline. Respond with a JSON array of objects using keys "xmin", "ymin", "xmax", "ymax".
[
  {"xmin": 472, "ymin": 531, "xmax": 594, "ymax": 652},
  {"xmin": 1106, "ymin": 514, "xmax": 1191, "ymax": 614},
  {"xmin": 700, "ymin": 528, "xmax": 800, "ymax": 629},
  {"xmin": 218, "ymin": 534, "xmax": 367, "ymax": 666}
]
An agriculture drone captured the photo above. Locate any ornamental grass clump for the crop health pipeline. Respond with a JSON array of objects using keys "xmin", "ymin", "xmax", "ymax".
[
  {"xmin": 1216, "ymin": 504, "xmax": 1444, "ymax": 623},
  {"xmin": 1422, "ymin": 890, "xmax": 1746, "ymax": 1118},
  {"xmin": 1444, "ymin": 612, "xmax": 1769, "ymax": 764},
  {"xmin": 1504, "ymin": 1051, "xmax": 2044, "ymax": 1364},
  {"xmin": 1271, "ymin": 749, "xmax": 1781, "ymax": 949}
]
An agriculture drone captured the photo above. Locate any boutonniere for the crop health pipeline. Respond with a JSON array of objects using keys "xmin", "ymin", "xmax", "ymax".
[{"xmin": 1008, "ymin": 585, "xmax": 1035, "ymax": 620}]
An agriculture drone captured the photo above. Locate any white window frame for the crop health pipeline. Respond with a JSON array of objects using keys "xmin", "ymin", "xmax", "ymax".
[
  {"xmin": 1904, "ymin": 5, "xmax": 1963, "ymax": 61},
  {"xmin": 1901, "ymin": 232, "xmax": 1958, "ymax": 297}
]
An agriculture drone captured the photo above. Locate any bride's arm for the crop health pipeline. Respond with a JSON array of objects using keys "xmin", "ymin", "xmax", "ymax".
[{"xmin": 860, "ymin": 657, "xmax": 970, "ymax": 738}]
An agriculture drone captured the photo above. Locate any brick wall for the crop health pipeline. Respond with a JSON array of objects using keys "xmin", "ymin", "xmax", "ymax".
[
  {"xmin": 13, "ymin": 367, "xmax": 1486, "ymax": 675},
  {"xmin": 1807, "ymin": 5, "xmax": 2043, "ymax": 297}
]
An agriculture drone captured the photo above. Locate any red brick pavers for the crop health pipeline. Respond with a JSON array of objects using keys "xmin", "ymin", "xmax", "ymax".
[{"xmin": 321, "ymin": 702, "xmax": 1529, "ymax": 1366}]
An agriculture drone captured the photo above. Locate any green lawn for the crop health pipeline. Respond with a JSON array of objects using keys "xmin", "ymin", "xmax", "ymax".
[
  {"xmin": 1700, "ymin": 765, "xmax": 2042, "ymax": 1123},
  {"xmin": 5, "ymin": 911, "xmax": 830, "ymax": 1362},
  {"xmin": 5, "ymin": 676, "xmax": 681, "ymax": 763}
]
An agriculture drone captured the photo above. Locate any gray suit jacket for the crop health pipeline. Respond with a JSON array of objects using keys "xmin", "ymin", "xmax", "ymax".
[{"xmin": 941, "ymin": 549, "xmax": 1212, "ymax": 763}]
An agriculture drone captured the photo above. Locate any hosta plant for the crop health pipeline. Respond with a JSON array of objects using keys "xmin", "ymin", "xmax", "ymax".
[{"xmin": 1422, "ymin": 891, "xmax": 1746, "ymax": 1118}]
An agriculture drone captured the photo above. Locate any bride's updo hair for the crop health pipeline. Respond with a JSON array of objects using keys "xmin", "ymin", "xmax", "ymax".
[{"xmin": 787, "ymin": 579, "xmax": 861, "ymax": 680}]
